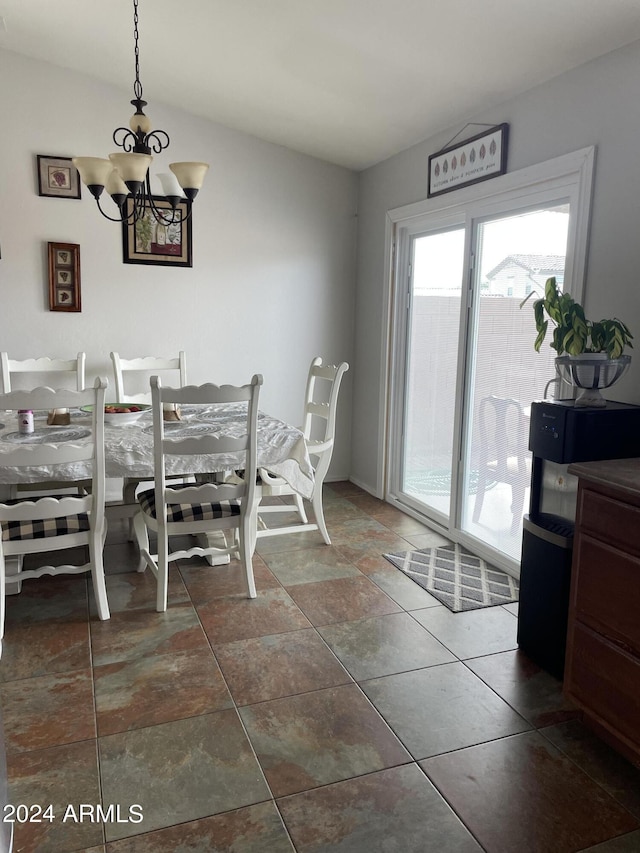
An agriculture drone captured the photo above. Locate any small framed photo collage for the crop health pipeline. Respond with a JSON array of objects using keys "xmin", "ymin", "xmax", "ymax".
[{"xmin": 48, "ymin": 242, "xmax": 81, "ymax": 312}]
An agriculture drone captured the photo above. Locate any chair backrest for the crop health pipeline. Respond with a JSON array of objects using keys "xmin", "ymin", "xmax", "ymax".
[
  {"xmin": 110, "ymin": 351, "xmax": 187, "ymax": 405},
  {"xmin": 150, "ymin": 374, "xmax": 263, "ymax": 523},
  {"xmin": 0, "ymin": 352, "xmax": 86, "ymax": 393},
  {"xmin": 477, "ymin": 395, "xmax": 528, "ymax": 477},
  {"xmin": 300, "ymin": 357, "xmax": 349, "ymax": 449},
  {"xmin": 0, "ymin": 377, "xmax": 107, "ymax": 543}
]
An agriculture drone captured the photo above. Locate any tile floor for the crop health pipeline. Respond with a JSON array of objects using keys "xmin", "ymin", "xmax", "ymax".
[{"xmin": 2, "ymin": 481, "xmax": 640, "ymax": 852}]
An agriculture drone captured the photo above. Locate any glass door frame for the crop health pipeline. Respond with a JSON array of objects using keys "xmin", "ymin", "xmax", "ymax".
[{"xmin": 385, "ymin": 147, "xmax": 595, "ymax": 575}]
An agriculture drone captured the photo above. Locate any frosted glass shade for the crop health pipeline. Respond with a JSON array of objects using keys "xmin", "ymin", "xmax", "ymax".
[
  {"xmin": 169, "ymin": 162, "xmax": 209, "ymax": 190},
  {"xmin": 158, "ymin": 172, "xmax": 186, "ymax": 198},
  {"xmin": 109, "ymin": 152, "xmax": 153, "ymax": 184},
  {"xmin": 106, "ymin": 169, "xmax": 129, "ymax": 197},
  {"xmin": 72, "ymin": 157, "xmax": 113, "ymax": 187}
]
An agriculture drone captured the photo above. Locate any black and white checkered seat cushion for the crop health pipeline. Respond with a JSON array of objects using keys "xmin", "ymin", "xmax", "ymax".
[
  {"xmin": 1, "ymin": 514, "xmax": 90, "ymax": 542},
  {"xmin": 137, "ymin": 487, "xmax": 241, "ymax": 523}
]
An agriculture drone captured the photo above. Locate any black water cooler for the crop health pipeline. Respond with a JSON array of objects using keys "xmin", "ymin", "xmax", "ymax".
[{"xmin": 517, "ymin": 400, "xmax": 640, "ymax": 679}]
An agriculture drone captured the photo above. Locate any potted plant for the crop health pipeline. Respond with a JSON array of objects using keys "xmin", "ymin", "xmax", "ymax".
[{"xmin": 521, "ymin": 276, "xmax": 633, "ymax": 407}]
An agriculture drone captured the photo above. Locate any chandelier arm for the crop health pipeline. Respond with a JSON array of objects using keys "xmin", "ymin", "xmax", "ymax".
[
  {"xmin": 141, "ymin": 174, "xmax": 192, "ymax": 224},
  {"xmin": 145, "ymin": 130, "xmax": 170, "ymax": 154},
  {"xmin": 113, "ymin": 127, "xmax": 139, "ymax": 153},
  {"xmin": 95, "ymin": 197, "xmax": 137, "ymax": 223}
]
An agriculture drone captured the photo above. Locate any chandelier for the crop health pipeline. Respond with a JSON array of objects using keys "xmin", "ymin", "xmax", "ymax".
[{"xmin": 73, "ymin": 0, "xmax": 208, "ymax": 224}]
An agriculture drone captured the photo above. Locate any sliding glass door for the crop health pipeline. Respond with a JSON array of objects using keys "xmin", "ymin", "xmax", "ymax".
[{"xmin": 390, "ymin": 191, "xmax": 577, "ymax": 574}]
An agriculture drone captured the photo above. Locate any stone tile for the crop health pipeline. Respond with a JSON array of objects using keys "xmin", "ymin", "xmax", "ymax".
[
  {"xmin": 197, "ymin": 586, "xmax": 311, "ymax": 644},
  {"xmin": 263, "ymin": 546, "xmax": 360, "ymax": 586},
  {"xmin": 1, "ymin": 617, "xmax": 91, "ymax": 682},
  {"xmin": 90, "ymin": 566, "xmax": 190, "ymax": 615},
  {"xmin": 94, "ymin": 649, "xmax": 233, "ymax": 736},
  {"xmin": 357, "ymin": 553, "xmax": 443, "ymax": 610},
  {"xmin": 318, "ymin": 612, "xmax": 456, "ymax": 681},
  {"xmin": 239, "ymin": 684, "xmax": 411, "ymax": 797},
  {"xmin": 361, "ymin": 661, "xmax": 531, "ymax": 758},
  {"xmin": 4, "ymin": 574, "xmax": 88, "ymax": 624},
  {"xmin": 103, "ymin": 541, "xmax": 141, "ymax": 576},
  {"xmin": 1, "ymin": 668, "xmax": 95, "ymax": 753},
  {"xmin": 99, "ymin": 710, "xmax": 271, "ymax": 841},
  {"xmin": 581, "ymin": 832, "xmax": 640, "ymax": 851},
  {"xmin": 411, "ymin": 603, "xmax": 519, "ymax": 658},
  {"xmin": 7, "ymin": 740, "xmax": 103, "ymax": 852},
  {"xmin": 330, "ymin": 517, "xmax": 411, "ymax": 560},
  {"xmin": 342, "ymin": 493, "xmax": 390, "ymax": 515},
  {"xmin": 90, "ymin": 603, "xmax": 210, "ymax": 666},
  {"xmin": 320, "ymin": 494, "xmax": 368, "ymax": 524},
  {"xmin": 503, "ymin": 601, "xmax": 519, "ymax": 616},
  {"xmin": 179, "ymin": 555, "xmax": 280, "ymax": 604},
  {"xmin": 325, "ymin": 481, "xmax": 367, "ymax": 498},
  {"xmin": 105, "ymin": 802, "xmax": 295, "ymax": 852},
  {"xmin": 278, "ymin": 763, "xmax": 481, "ymax": 852},
  {"xmin": 465, "ymin": 649, "xmax": 580, "ymax": 728},
  {"xmin": 421, "ymin": 731, "xmax": 639, "ymax": 853},
  {"xmin": 400, "ymin": 529, "xmax": 452, "ymax": 549},
  {"xmin": 255, "ymin": 528, "xmax": 327, "ymax": 556},
  {"xmin": 542, "ymin": 719, "xmax": 640, "ymax": 820},
  {"xmin": 214, "ymin": 629, "xmax": 351, "ymax": 705},
  {"xmin": 287, "ymin": 576, "xmax": 401, "ymax": 626}
]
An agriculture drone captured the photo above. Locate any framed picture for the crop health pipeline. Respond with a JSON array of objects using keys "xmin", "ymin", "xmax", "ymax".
[
  {"xmin": 37, "ymin": 155, "xmax": 81, "ymax": 200},
  {"xmin": 428, "ymin": 123, "xmax": 509, "ymax": 198},
  {"xmin": 48, "ymin": 242, "xmax": 81, "ymax": 312},
  {"xmin": 122, "ymin": 197, "xmax": 192, "ymax": 267}
]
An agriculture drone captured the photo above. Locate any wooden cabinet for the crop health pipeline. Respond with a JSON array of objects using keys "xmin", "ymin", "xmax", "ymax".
[{"xmin": 564, "ymin": 465, "xmax": 640, "ymax": 766}]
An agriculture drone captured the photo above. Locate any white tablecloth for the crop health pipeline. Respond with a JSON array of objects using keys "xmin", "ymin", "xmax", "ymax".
[{"xmin": 0, "ymin": 404, "xmax": 314, "ymax": 499}]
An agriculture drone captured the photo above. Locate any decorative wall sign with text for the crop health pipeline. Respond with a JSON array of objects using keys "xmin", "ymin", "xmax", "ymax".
[
  {"xmin": 428, "ymin": 124, "xmax": 509, "ymax": 198},
  {"xmin": 48, "ymin": 242, "xmax": 81, "ymax": 312}
]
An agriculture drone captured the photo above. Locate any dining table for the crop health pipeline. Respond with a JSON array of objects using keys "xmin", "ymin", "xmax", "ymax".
[
  {"xmin": 0, "ymin": 403, "xmax": 314, "ymax": 497},
  {"xmin": 0, "ymin": 402, "xmax": 315, "ymax": 589}
]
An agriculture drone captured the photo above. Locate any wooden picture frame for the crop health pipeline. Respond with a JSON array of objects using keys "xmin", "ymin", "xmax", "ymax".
[
  {"xmin": 37, "ymin": 155, "xmax": 81, "ymax": 200},
  {"xmin": 122, "ymin": 197, "xmax": 192, "ymax": 267},
  {"xmin": 48, "ymin": 242, "xmax": 81, "ymax": 312},
  {"xmin": 428, "ymin": 123, "xmax": 509, "ymax": 198}
]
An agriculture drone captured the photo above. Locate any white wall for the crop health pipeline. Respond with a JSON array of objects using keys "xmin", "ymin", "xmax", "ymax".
[
  {"xmin": 353, "ymin": 39, "xmax": 640, "ymax": 496},
  {"xmin": 0, "ymin": 49, "xmax": 357, "ymax": 478}
]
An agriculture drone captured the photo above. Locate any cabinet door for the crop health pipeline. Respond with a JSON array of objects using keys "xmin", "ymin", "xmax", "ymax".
[
  {"xmin": 566, "ymin": 622, "xmax": 640, "ymax": 756},
  {"xmin": 571, "ymin": 533, "xmax": 640, "ymax": 656}
]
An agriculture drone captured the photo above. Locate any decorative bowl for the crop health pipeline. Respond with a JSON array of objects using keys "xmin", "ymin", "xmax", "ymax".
[
  {"xmin": 81, "ymin": 403, "xmax": 151, "ymax": 425},
  {"xmin": 555, "ymin": 355, "xmax": 631, "ymax": 407}
]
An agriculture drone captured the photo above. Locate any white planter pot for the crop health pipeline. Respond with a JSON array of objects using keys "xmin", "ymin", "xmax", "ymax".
[{"xmin": 555, "ymin": 354, "xmax": 631, "ymax": 407}]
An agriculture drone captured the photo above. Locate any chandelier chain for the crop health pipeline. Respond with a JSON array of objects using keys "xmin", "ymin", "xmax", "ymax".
[{"xmin": 133, "ymin": 0, "xmax": 142, "ymax": 102}]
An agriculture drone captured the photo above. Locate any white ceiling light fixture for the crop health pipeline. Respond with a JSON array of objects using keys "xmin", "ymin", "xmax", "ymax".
[{"xmin": 73, "ymin": 0, "xmax": 208, "ymax": 224}]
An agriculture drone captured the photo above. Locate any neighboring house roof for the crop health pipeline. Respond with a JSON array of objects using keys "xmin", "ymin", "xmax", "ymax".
[{"xmin": 486, "ymin": 254, "xmax": 565, "ymax": 280}]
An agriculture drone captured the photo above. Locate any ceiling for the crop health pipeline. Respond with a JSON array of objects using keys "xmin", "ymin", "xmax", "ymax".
[{"xmin": 2, "ymin": 0, "xmax": 640, "ymax": 171}]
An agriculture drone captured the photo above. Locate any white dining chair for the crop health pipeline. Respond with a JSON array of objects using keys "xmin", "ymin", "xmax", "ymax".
[
  {"xmin": 110, "ymin": 351, "xmax": 189, "ymax": 523},
  {"xmin": 133, "ymin": 374, "xmax": 263, "ymax": 612},
  {"xmin": 110, "ymin": 351, "xmax": 187, "ymax": 405},
  {"xmin": 0, "ymin": 378, "xmax": 110, "ymax": 648},
  {"xmin": 0, "ymin": 352, "xmax": 86, "ymax": 393},
  {"xmin": 257, "ymin": 356, "xmax": 349, "ymax": 544}
]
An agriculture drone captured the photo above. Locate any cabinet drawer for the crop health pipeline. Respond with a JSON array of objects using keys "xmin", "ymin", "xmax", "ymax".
[
  {"xmin": 572, "ymin": 534, "xmax": 640, "ymax": 655},
  {"xmin": 578, "ymin": 488, "xmax": 640, "ymax": 555},
  {"xmin": 566, "ymin": 623, "xmax": 640, "ymax": 751}
]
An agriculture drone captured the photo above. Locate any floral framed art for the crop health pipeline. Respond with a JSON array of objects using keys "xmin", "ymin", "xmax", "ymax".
[
  {"xmin": 122, "ymin": 198, "xmax": 192, "ymax": 267},
  {"xmin": 37, "ymin": 155, "xmax": 81, "ymax": 200},
  {"xmin": 48, "ymin": 242, "xmax": 81, "ymax": 312}
]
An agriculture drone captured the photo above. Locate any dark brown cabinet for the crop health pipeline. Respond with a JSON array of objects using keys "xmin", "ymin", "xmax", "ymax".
[{"xmin": 564, "ymin": 461, "xmax": 640, "ymax": 766}]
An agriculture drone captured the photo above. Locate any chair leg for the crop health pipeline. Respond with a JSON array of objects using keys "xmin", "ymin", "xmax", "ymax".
[
  {"xmin": 89, "ymin": 525, "xmax": 110, "ymax": 621},
  {"xmin": 472, "ymin": 471, "xmax": 488, "ymax": 524},
  {"xmin": 133, "ymin": 512, "xmax": 149, "ymax": 573},
  {"xmin": 239, "ymin": 514, "xmax": 257, "ymax": 599},
  {"xmin": 293, "ymin": 493, "xmax": 308, "ymax": 523},
  {"xmin": 311, "ymin": 486, "xmax": 331, "ymax": 545},
  {"xmin": 156, "ymin": 530, "xmax": 169, "ymax": 613}
]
